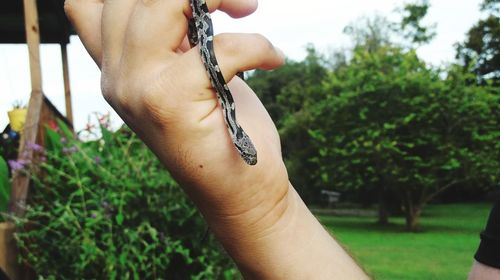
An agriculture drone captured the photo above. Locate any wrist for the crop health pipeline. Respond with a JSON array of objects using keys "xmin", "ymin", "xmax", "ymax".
[
  {"xmin": 206, "ymin": 182, "xmax": 296, "ymax": 277},
  {"xmin": 206, "ymin": 184, "xmax": 369, "ymax": 279},
  {"xmin": 199, "ymin": 175, "xmax": 292, "ymax": 246}
]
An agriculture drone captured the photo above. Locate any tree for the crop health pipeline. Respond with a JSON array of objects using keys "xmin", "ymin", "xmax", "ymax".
[
  {"xmin": 343, "ymin": 0, "xmax": 436, "ymax": 50},
  {"xmin": 456, "ymin": 0, "xmax": 500, "ymax": 84},
  {"xmin": 307, "ymin": 46, "xmax": 499, "ymax": 231},
  {"xmin": 248, "ymin": 2, "xmax": 499, "ymax": 231},
  {"xmin": 250, "ymin": 1, "xmax": 438, "ymax": 212},
  {"xmin": 398, "ymin": 0, "xmax": 436, "ymax": 45},
  {"xmin": 338, "ymin": 2, "xmax": 436, "ymax": 223},
  {"xmin": 343, "ymin": 15, "xmax": 394, "ymax": 53},
  {"xmin": 481, "ymin": 0, "xmax": 500, "ymax": 15}
]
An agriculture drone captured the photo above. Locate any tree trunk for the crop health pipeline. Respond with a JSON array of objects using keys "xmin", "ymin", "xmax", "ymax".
[
  {"xmin": 378, "ymin": 190, "xmax": 389, "ymax": 225},
  {"xmin": 378, "ymin": 203, "xmax": 389, "ymax": 225},
  {"xmin": 403, "ymin": 191, "xmax": 422, "ymax": 232},
  {"xmin": 405, "ymin": 205, "xmax": 422, "ymax": 232}
]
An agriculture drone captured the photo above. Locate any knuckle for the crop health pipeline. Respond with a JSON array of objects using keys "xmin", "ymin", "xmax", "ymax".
[
  {"xmin": 63, "ymin": 0, "xmax": 76, "ymax": 18},
  {"xmin": 215, "ymin": 34, "xmax": 241, "ymax": 57},
  {"xmin": 250, "ymin": 33, "xmax": 274, "ymax": 54},
  {"xmin": 100, "ymin": 75, "xmax": 133, "ymax": 116},
  {"xmin": 100, "ymin": 75, "xmax": 115, "ymax": 104},
  {"xmin": 100, "ymin": 68, "xmax": 172, "ymax": 123},
  {"xmin": 64, "ymin": 0, "xmax": 103, "ymax": 23}
]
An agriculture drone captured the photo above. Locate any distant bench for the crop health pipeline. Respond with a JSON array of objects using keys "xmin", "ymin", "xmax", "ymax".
[{"xmin": 321, "ymin": 190, "xmax": 341, "ymax": 208}]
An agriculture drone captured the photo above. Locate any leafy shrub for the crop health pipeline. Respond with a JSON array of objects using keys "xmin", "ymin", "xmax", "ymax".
[
  {"xmin": 14, "ymin": 117, "xmax": 237, "ymax": 279},
  {"xmin": 0, "ymin": 156, "xmax": 10, "ymax": 218}
]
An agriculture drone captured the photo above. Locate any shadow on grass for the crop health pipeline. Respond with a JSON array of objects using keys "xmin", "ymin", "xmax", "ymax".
[
  {"xmin": 417, "ymin": 223, "xmax": 483, "ymax": 235},
  {"xmin": 319, "ymin": 216, "xmax": 410, "ymax": 233},
  {"xmin": 319, "ymin": 214, "xmax": 484, "ymax": 234}
]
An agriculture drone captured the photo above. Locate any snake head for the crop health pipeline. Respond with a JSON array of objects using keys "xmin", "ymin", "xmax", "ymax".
[
  {"xmin": 236, "ymin": 138, "xmax": 257, "ymax": 165},
  {"xmin": 241, "ymin": 151, "xmax": 257, "ymax": 166}
]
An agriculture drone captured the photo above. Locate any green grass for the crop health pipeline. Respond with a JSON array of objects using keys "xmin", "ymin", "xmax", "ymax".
[{"xmin": 318, "ymin": 203, "xmax": 492, "ymax": 280}]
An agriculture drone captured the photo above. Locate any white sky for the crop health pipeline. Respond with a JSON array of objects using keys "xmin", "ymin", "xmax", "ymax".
[{"xmin": 0, "ymin": 0, "xmax": 485, "ymax": 132}]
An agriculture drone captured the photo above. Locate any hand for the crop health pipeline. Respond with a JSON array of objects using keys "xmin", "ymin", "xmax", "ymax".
[
  {"xmin": 65, "ymin": 0, "xmax": 287, "ymax": 231},
  {"xmin": 65, "ymin": 0, "xmax": 368, "ymax": 278}
]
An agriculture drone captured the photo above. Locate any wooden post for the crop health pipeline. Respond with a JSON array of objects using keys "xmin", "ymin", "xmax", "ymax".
[
  {"xmin": 9, "ymin": 0, "xmax": 44, "ymax": 217},
  {"xmin": 0, "ymin": 222, "xmax": 18, "ymax": 280},
  {"xmin": 61, "ymin": 44, "xmax": 73, "ymax": 126}
]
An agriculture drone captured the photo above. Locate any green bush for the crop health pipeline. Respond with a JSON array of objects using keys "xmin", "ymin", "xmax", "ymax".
[
  {"xmin": 14, "ymin": 117, "xmax": 237, "ymax": 279},
  {"xmin": 0, "ymin": 155, "xmax": 10, "ymax": 218}
]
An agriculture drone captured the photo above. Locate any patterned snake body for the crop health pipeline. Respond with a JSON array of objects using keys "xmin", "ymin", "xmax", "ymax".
[{"xmin": 188, "ymin": 0, "xmax": 257, "ymax": 165}]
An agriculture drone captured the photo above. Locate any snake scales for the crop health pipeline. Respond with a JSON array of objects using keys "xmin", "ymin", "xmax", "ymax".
[{"xmin": 188, "ymin": 0, "xmax": 258, "ymax": 166}]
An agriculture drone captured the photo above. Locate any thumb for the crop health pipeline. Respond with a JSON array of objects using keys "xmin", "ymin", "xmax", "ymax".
[{"xmin": 184, "ymin": 32, "xmax": 285, "ymax": 87}]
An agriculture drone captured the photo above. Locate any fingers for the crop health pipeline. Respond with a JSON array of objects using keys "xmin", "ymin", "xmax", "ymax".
[
  {"xmin": 66, "ymin": 0, "xmax": 262, "ymax": 71},
  {"xmin": 213, "ymin": 33, "xmax": 285, "ymax": 75},
  {"xmin": 207, "ymin": 0, "xmax": 258, "ymax": 18},
  {"xmin": 123, "ymin": 0, "xmax": 259, "ymax": 68},
  {"xmin": 66, "ymin": 0, "xmax": 280, "ymax": 102},
  {"xmin": 66, "ymin": 0, "xmax": 139, "ymax": 70},
  {"xmin": 123, "ymin": 0, "xmax": 187, "ymax": 67},
  {"xmin": 64, "ymin": 0, "xmax": 104, "ymax": 67},
  {"xmin": 100, "ymin": 0, "xmax": 138, "ymax": 72},
  {"xmin": 181, "ymin": 33, "xmax": 285, "ymax": 94}
]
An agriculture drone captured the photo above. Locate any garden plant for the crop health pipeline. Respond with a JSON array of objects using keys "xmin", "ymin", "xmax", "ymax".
[{"xmin": 13, "ymin": 117, "xmax": 237, "ymax": 279}]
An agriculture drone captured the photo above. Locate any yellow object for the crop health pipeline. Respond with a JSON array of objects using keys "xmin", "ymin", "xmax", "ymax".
[{"xmin": 7, "ymin": 108, "xmax": 27, "ymax": 133}]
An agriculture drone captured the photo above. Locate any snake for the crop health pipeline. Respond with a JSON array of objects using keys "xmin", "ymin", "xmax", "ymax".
[{"xmin": 188, "ymin": 0, "xmax": 258, "ymax": 166}]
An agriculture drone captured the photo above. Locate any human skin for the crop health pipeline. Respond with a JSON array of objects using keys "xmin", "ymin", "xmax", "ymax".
[
  {"xmin": 64, "ymin": 0, "xmax": 369, "ymax": 278},
  {"xmin": 469, "ymin": 261, "xmax": 500, "ymax": 280}
]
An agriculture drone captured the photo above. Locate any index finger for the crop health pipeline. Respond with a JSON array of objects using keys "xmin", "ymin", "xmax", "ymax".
[
  {"xmin": 122, "ymin": 0, "xmax": 260, "ymax": 69},
  {"xmin": 64, "ymin": 0, "xmax": 104, "ymax": 67}
]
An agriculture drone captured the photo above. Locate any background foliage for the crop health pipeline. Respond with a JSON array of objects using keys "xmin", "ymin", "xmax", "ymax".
[
  {"xmin": 0, "ymin": 156, "xmax": 10, "ymax": 217},
  {"xmin": 14, "ymin": 120, "xmax": 237, "ymax": 279},
  {"xmin": 456, "ymin": 0, "xmax": 499, "ymax": 84},
  {"xmin": 2, "ymin": 1, "xmax": 498, "ymax": 278},
  {"xmin": 248, "ymin": 0, "xmax": 500, "ymax": 231}
]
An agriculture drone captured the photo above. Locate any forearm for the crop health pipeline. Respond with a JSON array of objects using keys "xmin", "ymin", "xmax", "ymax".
[
  {"xmin": 205, "ymin": 183, "xmax": 369, "ymax": 279},
  {"xmin": 64, "ymin": 1, "xmax": 368, "ymax": 277}
]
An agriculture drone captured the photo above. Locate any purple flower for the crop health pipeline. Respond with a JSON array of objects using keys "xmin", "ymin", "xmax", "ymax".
[
  {"xmin": 8, "ymin": 159, "xmax": 29, "ymax": 171},
  {"xmin": 62, "ymin": 146, "xmax": 78, "ymax": 155},
  {"xmin": 90, "ymin": 213, "xmax": 97, "ymax": 219},
  {"xmin": 94, "ymin": 156, "xmax": 102, "ymax": 165},
  {"xmin": 26, "ymin": 141, "xmax": 44, "ymax": 153},
  {"xmin": 101, "ymin": 201, "xmax": 109, "ymax": 208}
]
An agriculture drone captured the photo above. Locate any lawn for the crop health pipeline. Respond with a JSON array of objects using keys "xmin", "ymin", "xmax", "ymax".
[{"xmin": 317, "ymin": 203, "xmax": 492, "ymax": 280}]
